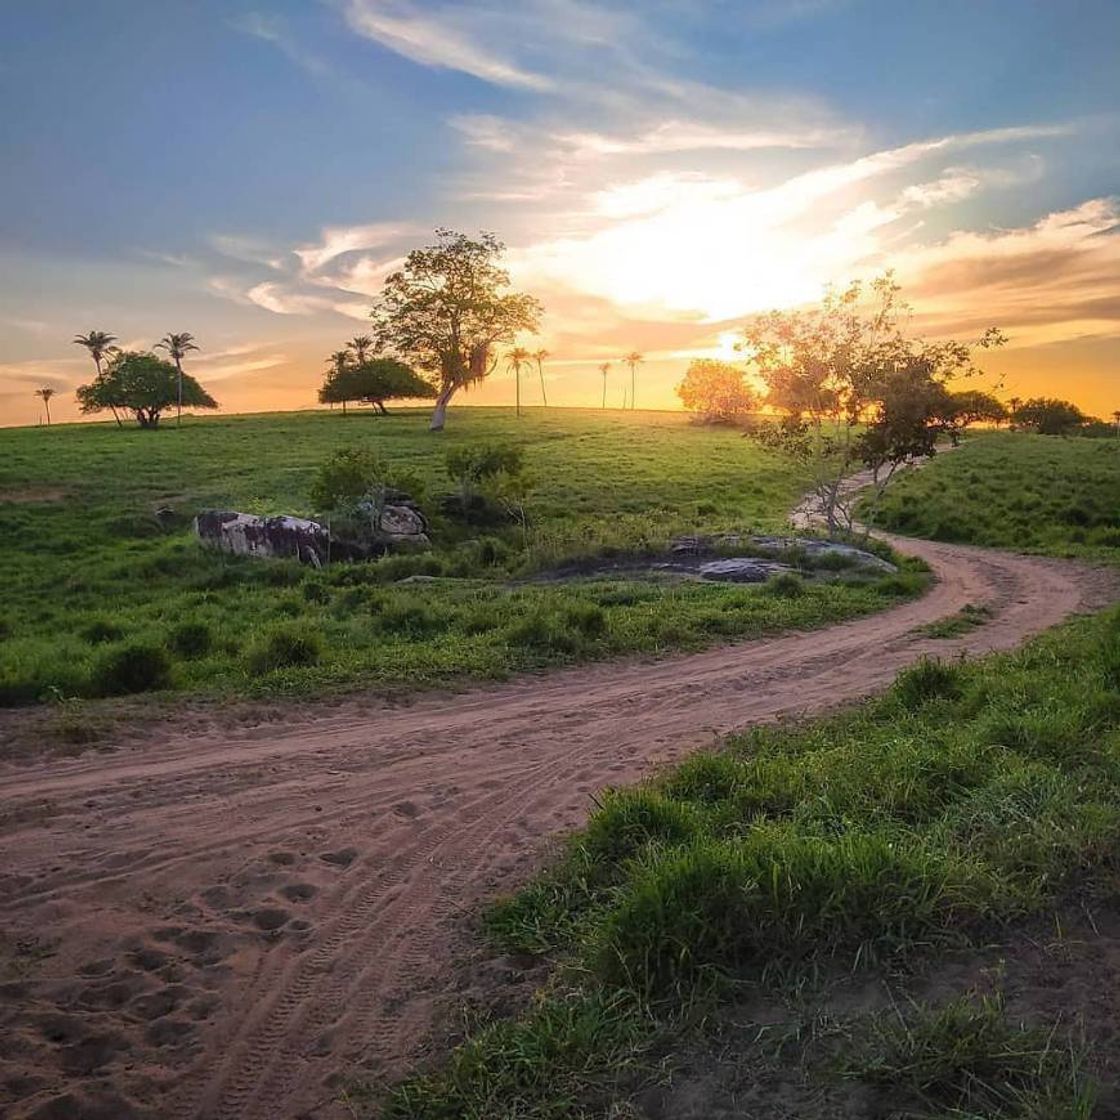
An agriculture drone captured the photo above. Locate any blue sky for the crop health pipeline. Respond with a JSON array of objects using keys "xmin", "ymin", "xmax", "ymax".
[{"xmin": 2, "ymin": 0, "xmax": 1118, "ymax": 424}]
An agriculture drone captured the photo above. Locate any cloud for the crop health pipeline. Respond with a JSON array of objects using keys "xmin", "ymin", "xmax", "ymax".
[
  {"xmin": 294, "ymin": 222, "xmax": 417, "ymax": 273},
  {"xmin": 342, "ymin": 0, "xmax": 554, "ymax": 90}
]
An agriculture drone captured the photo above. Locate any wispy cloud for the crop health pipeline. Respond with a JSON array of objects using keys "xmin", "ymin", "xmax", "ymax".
[{"xmin": 342, "ymin": 0, "xmax": 554, "ymax": 90}]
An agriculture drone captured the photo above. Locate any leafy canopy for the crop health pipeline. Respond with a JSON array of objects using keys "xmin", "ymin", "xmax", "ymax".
[
  {"xmin": 676, "ymin": 358, "xmax": 756, "ymax": 423},
  {"xmin": 1012, "ymin": 397, "xmax": 1091, "ymax": 435},
  {"xmin": 369, "ymin": 229, "xmax": 541, "ymax": 394},
  {"xmin": 318, "ymin": 355, "xmax": 436, "ymax": 410},
  {"xmin": 76, "ymin": 350, "xmax": 217, "ymax": 428}
]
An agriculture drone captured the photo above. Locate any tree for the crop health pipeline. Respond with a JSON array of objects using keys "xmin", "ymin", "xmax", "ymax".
[
  {"xmin": 347, "ymin": 335, "xmax": 373, "ymax": 363},
  {"xmin": 368, "ymin": 229, "xmax": 542, "ymax": 432},
  {"xmin": 947, "ymin": 389, "xmax": 1008, "ymax": 427},
  {"xmin": 1112, "ymin": 410, "xmax": 1120, "ymax": 436},
  {"xmin": 532, "ymin": 348, "xmax": 549, "ymax": 407},
  {"xmin": 35, "ymin": 387, "xmax": 55, "ymax": 425},
  {"xmin": 506, "ymin": 347, "xmax": 531, "ymax": 418},
  {"xmin": 73, "ymin": 330, "xmax": 122, "ymax": 427},
  {"xmin": 318, "ymin": 355, "xmax": 436, "ymax": 415},
  {"xmin": 155, "ymin": 332, "xmax": 200, "ymax": 428},
  {"xmin": 743, "ymin": 274, "xmax": 1004, "ymax": 537},
  {"xmin": 77, "ymin": 350, "xmax": 217, "ymax": 429},
  {"xmin": 1010, "ymin": 397, "xmax": 1089, "ymax": 436},
  {"xmin": 598, "ymin": 362, "xmax": 611, "ymax": 409},
  {"xmin": 622, "ymin": 351, "xmax": 643, "ymax": 410},
  {"xmin": 675, "ymin": 359, "xmax": 756, "ymax": 423}
]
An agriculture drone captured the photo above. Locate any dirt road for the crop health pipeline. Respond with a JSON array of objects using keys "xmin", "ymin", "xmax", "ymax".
[{"xmin": 1, "ymin": 534, "xmax": 1115, "ymax": 1120}]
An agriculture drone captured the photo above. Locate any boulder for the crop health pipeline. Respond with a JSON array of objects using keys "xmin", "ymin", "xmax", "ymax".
[
  {"xmin": 748, "ymin": 535, "xmax": 897, "ymax": 573},
  {"xmin": 697, "ymin": 558, "xmax": 794, "ymax": 583},
  {"xmin": 377, "ymin": 503, "xmax": 429, "ymax": 544},
  {"xmin": 194, "ymin": 511, "xmax": 329, "ymax": 567}
]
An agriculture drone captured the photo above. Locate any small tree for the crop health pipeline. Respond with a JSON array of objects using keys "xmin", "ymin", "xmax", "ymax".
[
  {"xmin": 947, "ymin": 389, "xmax": 1008, "ymax": 427},
  {"xmin": 598, "ymin": 362, "xmax": 611, "ymax": 409},
  {"xmin": 369, "ymin": 229, "xmax": 542, "ymax": 432},
  {"xmin": 155, "ymin": 331, "xmax": 200, "ymax": 428},
  {"xmin": 73, "ymin": 330, "xmax": 122, "ymax": 427},
  {"xmin": 675, "ymin": 358, "xmax": 755, "ymax": 423},
  {"xmin": 743, "ymin": 275, "xmax": 1004, "ymax": 536},
  {"xmin": 76, "ymin": 350, "xmax": 217, "ymax": 429},
  {"xmin": 622, "ymin": 351, "xmax": 643, "ymax": 410},
  {"xmin": 35, "ymin": 387, "xmax": 55, "ymax": 425},
  {"xmin": 445, "ymin": 442, "xmax": 529, "ymax": 526},
  {"xmin": 506, "ymin": 347, "xmax": 531, "ymax": 418},
  {"xmin": 319, "ymin": 356, "xmax": 436, "ymax": 414},
  {"xmin": 532, "ymin": 348, "xmax": 550, "ymax": 407},
  {"xmin": 1011, "ymin": 397, "xmax": 1089, "ymax": 435}
]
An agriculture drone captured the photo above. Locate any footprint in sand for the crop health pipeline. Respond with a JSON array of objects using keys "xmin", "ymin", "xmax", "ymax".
[
  {"xmin": 252, "ymin": 907, "xmax": 291, "ymax": 932},
  {"xmin": 280, "ymin": 882, "xmax": 317, "ymax": 902}
]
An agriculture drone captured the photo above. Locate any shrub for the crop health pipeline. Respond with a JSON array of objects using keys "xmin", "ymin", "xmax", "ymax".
[
  {"xmin": 310, "ymin": 446, "xmax": 392, "ymax": 511},
  {"xmin": 91, "ymin": 642, "xmax": 173, "ymax": 696},
  {"xmin": 767, "ymin": 571, "xmax": 804, "ymax": 598},
  {"xmin": 893, "ymin": 658, "xmax": 964, "ymax": 708},
  {"xmin": 564, "ymin": 603, "xmax": 607, "ymax": 638},
  {"xmin": 81, "ymin": 619, "xmax": 125, "ymax": 644},
  {"xmin": 247, "ymin": 627, "xmax": 322, "ymax": 675},
  {"xmin": 167, "ymin": 620, "xmax": 213, "ymax": 659}
]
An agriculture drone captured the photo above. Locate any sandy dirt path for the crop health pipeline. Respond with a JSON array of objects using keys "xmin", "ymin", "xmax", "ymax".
[{"xmin": 1, "ymin": 534, "xmax": 1116, "ymax": 1120}]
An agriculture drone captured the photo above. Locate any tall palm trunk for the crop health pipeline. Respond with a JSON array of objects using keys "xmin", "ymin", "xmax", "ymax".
[
  {"xmin": 175, "ymin": 358, "xmax": 183, "ymax": 428},
  {"xmin": 537, "ymin": 360, "xmax": 548, "ymax": 407},
  {"xmin": 515, "ymin": 362, "xmax": 521, "ymax": 418},
  {"xmin": 429, "ymin": 383, "xmax": 457, "ymax": 431}
]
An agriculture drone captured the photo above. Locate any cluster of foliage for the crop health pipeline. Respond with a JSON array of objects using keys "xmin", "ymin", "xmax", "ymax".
[
  {"xmin": 369, "ymin": 229, "xmax": 542, "ymax": 430},
  {"xmin": 866, "ymin": 432, "xmax": 1120, "ymax": 560},
  {"xmin": 1009, "ymin": 396, "xmax": 1096, "ymax": 435},
  {"xmin": 675, "ymin": 358, "xmax": 756, "ymax": 423},
  {"xmin": 318, "ymin": 335, "xmax": 435, "ymax": 414},
  {"xmin": 743, "ymin": 274, "xmax": 1005, "ymax": 536},
  {"xmin": 444, "ymin": 441, "xmax": 529, "ymax": 525},
  {"xmin": 0, "ymin": 409, "xmax": 927, "ymax": 710},
  {"xmin": 384, "ymin": 609, "xmax": 1120, "ymax": 1116},
  {"xmin": 76, "ymin": 350, "xmax": 217, "ymax": 429}
]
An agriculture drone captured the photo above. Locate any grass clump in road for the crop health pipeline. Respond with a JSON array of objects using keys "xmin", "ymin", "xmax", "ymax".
[
  {"xmin": 0, "ymin": 408, "xmax": 930, "ymax": 712},
  {"xmin": 379, "ymin": 606, "xmax": 1120, "ymax": 1117},
  {"xmin": 866, "ymin": 432, "xmax": 1120, "ymax": 562}
]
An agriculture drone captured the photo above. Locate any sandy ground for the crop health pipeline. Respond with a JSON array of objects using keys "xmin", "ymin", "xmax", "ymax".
[{"xmin": 1, "ymin": 533, "xmax": 1117, "ymax": 1120}]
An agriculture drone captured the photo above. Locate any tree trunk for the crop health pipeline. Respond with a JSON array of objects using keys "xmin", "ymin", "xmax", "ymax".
[
  {"xmin": 538, "ymin": 363, "xmax": 548, "ymax": 407},
  {"xmin": 429, "ymin": 383, "xmax": 457, "ymax": 431}
]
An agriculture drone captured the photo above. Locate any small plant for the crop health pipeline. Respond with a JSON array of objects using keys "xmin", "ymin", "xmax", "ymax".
[
  {"xmin": 167, "ymin": 620, "xmax": 213, "ymax": 659},
  {"xmin": 247, "ymin": 626, "xmax": 321, "ymax": 675},
  {"xmin": 767, "ymin": 571, "xmax": 804, "ymax": 598},
  {"xmin": 91, "ymin": 642, "xmax": 173, "ymax": 696},
  {"xmin": 893, "ymin": 657, "xmax": 964, "ymax": 707},
  {"xmin": 81, "ymin": 619, "xmax": 125, "ymax": 644}
]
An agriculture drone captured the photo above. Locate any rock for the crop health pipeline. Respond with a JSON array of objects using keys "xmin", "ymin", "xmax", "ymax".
[
  {"xmin": 698, "ymin": 558, "xmax": 794, "ymax": 583},
  {"xmin": 378, "ymin": 503, "xmax": 429, "ymax": 544},
  {"xmin": 194, "ymin": 511, "xmax": 329, "ymax": 566},
  {"xmin": 748, "ymin": 535, "xmax": 897, "ymax": 573}
]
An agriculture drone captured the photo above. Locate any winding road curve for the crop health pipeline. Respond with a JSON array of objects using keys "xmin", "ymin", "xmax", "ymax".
[{"xmin": 1, "ymin": 533, "xmax": 1116, "ymax": 1120}]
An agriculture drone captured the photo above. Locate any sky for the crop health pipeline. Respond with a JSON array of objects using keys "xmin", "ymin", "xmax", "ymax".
[{"xmin": 1, "ymin": 0, "xmax": 1119, "ymax": 427}]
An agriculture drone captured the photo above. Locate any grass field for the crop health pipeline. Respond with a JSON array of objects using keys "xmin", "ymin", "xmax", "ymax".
[
  {"xmin": 866, "ymin": 433, "xmax": 1120, "ymax": 562},
  {"xmin": 0, "ymin": 407, "xmax": 927, "ymax": 710},
  {"xmin": 377, "ymin": 606, "xmax": 1120, "ymax": 1118}
]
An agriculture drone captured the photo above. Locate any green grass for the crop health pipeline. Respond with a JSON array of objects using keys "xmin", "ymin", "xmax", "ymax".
[
  {"xmin": 379, "ymin": 607, "xmax": 1120, "ymax": 1117},
  {"xmin": 0, "ymin": 407, "xmax": 928, "ymax": 709},
  {"xmin": 866, "ymin": 433, "xmax": 1120, "ymax": 562}
]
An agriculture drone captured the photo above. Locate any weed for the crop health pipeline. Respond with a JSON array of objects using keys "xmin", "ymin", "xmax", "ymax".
[
  {"xmin": 91, "ymin": 642, "xmax": 173, "ymax": 696},
  {"xmin": 246, "ymin": 627, "xmax": 322, "ymax": 675}
]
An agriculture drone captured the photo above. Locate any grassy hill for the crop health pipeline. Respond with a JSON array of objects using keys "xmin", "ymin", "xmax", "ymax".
[
  {"xmin": 0, "ymin": 408, "xmax": 923, "ymax": 709},
  {"xmin": 867, "ymin": 433, "xmax": 1120, "ymax": 562}
]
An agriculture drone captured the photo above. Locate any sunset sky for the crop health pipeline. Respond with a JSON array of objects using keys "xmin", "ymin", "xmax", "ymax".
[{"xmin": 2, "ymin": 0, "xmax": 1118, "ymax": 427}]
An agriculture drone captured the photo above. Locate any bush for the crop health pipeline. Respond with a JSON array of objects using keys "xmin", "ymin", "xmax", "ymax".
[
  {"xmin": 81, "ymin": 619, "xmax": 125, "ymax": 644},
  {"xmin": 767, "ymin": 571, "xmax": 804, "ymax": 598},
  {"xmin": 91, "ymin": 642, "xmax": 173, "ymax": 696},
  {"xmin": 309, "ymin": 446, "xmax": 392, "ymax": 511},
  {"xmin": 894, "ymin": 658, "xmax": 964, "ymax": 708},
  {"xmin": 167, "ymin": 620, "xmax": 213, "ymax": 659},
  {"xmin": 247, "ymin": 627, "xmax": 322, "ymax": 675}
]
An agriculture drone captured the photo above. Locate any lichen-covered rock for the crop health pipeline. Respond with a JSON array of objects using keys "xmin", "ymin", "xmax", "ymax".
[
  {"xmin": 194, "ymin": 511, "xmax": 330, "ymax": 566},
  {"xmin": 697, "ymin": 558, "xmax": 794, "ymax": 583},
  {"xmin": 377, "ymin": 503, "xmax": 429, "ymax": 544}
]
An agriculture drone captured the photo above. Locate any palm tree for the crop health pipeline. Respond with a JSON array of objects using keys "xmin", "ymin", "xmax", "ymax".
[
  {"xmin": 532, "ymin": 348, "xmax": 550, "ymax": 407},
  {"xmin": 622, "ymin": 351, "xmax": 643, "ymax": 410},
  {"xmin": 506, "ymin": 347, "xmax": 531, "ymax": 418},
  {"xmin": 155, "ymin": 332, "xmax": 200, "ymax": 428},
  {"xmin": 326, "ymin": 350, "xmax": 352, "ymax": 414},
  {"xmin": 73, "ymin": 330, "xmax": 122, "ymax": 427},
  {"xmin": 35, "ymin": 387, "xmax": 55, "ymax": 425},
  {"xmin": 1112, "ymin": 409, "xmax": 1120, "ymax": 436},
  {"xmin": 598, "ymin": 362, "xmax": 611, "ymax": 409},
  {"xmin": 348, "ymin": 335, "xmax": 373, "ymax": 363}
]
